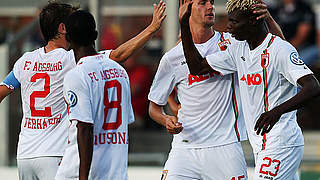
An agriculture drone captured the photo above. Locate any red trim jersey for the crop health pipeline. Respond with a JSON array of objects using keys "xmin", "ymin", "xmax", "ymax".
[
  {"xmin": 206, "ymin": 33, "xmax": 311, "ymax": 153},
  {"xmin": 56, "ymin": 51, "xmax": 134, "ymax": 180},
  {"xmin": 12, "ymin": 47, "xmax": 76, "ymax": 159},
  {"xmin": 148, "ymin": 31, "xmax": 247, "ymax": 148}
]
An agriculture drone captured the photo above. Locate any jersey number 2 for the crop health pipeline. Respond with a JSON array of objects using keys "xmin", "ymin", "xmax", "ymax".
[
  {"xmin": 30, "ymin": 73, "xmax": 52, "ymax": 117},
  {"xmin": 102, "ymin": 80, "xmax": 122, "ymax": 130}
]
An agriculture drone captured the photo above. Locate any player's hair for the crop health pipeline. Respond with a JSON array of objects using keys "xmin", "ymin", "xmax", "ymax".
[
  {"xmin": 226, "ymin": 0, "xmax": 258, "ymax": 13},
  {"xmin": 39, "ymin": 1, "xmax": 78, "ymax": 42},
  {"xmin": 65, "ymin": 10, "xmax": 98, "ymax": 46}
]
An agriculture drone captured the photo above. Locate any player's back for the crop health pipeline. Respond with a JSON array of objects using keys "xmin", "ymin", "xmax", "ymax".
[
  {"xmin": 59, "ymin": 52, "xmax": 134, "ymax": 180},
  {"xmin": 12, "ymin": 47, "xmax": 75, "ymax": 159}
]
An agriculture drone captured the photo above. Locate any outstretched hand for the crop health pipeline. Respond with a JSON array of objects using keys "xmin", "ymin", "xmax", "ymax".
[
  {"xmin": 149, "ymin": 0, "xmax": 167, "ymax": 33},
  {"xmin": 179, "ymin": 0, "xmax": 193, "ymax": 25},
  {"xmin": 251, "ymin": 0, "xmax": 271, "ymax": 20},
  {"xmin": 254, "ymin": 108, "xmax": 282, "ymax": 136}
]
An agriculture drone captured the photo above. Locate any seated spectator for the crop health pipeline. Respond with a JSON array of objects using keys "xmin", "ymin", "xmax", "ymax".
[{"xmin": 269, "ymin": 0, "xmax": 318, "ymax": 66}]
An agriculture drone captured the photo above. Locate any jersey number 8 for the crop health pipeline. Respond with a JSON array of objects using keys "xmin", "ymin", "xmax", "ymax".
[{"xmin": 102, "ymin": 80, "xmax": 122, "ymax": 130}]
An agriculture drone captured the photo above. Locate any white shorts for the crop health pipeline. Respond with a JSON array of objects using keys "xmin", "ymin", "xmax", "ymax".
[
  {"xmin": 162, "ymin": 142, "xmax": 248, "ymax": 180},
  {"xmin": 253, "ymin": 146, "xmax": 304, "ymax": 180},
  {"xmin": 17, "ymin": 156, "xmax": 62, "ymax": 180}
]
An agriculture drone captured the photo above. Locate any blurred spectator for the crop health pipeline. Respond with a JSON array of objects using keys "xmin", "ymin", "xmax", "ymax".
[
  {"xmin": 123, "ymin": 51, "xmax": 153, "ymax": 129},
  {"xmin": 0, "ymin": 25, "xmax": 6, "ymax": 44},
  {"xmin": 269, "ymin": 0, "xmax": 318, "ymax": 66},
  {"xmin": 100, "ymin": 22, "xmax": 122, "ymax": 50}
]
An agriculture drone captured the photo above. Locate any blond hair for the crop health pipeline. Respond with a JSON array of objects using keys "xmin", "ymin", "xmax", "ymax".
[{"xmin": 226, "ymin": 0, "xmax": 258, "ymax": 13}]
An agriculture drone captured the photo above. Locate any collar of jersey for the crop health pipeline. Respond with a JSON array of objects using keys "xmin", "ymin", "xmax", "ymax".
[
  {"xmin": 248, "ymin": 33, "xmax": 272, "ymax": 54},
  {"xmin": 77, "ymin": 53, "xmax": 102, "ymax": 65}
]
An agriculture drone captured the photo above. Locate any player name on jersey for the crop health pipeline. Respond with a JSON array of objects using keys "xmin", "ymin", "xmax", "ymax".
[
  {"xmin": 23, "ymin": 113, "xmax": 62, "ymax": 129},
  {"xmin": 88, "ymin": 68, "xmax": 127, "ymax": 82},
  {"xmin": 23, "ymin": 61, "xmax": 63, "ymax": 72},
  {"xmin": 93, "ymin": 131, "xmax": 129, "ymax": 145}
]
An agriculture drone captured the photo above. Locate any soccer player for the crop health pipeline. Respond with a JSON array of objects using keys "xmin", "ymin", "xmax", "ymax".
[
  {"xmin": 0, "ymin": 1, "xmax": 165, "ymax": 179},
  {"xmin": 54, "ymin": 10, "xmax": 133, "ymax": 180},
  {"xmin": 148, "ymin": 0, "xmax": 282, "ymax": 179},
  {"xmin": 179, "ymin": 0, "xmax": 320, "ymax": 179}
]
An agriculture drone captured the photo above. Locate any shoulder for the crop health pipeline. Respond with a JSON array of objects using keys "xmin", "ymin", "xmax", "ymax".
[
  {"xmin": 14, "ymin": 47, "xmax": 42, "ymax": 66},
  {"xmin": 272, "ymin": 36, "xmax": 296, "ymax": 53},
  {"xmin": 65, "ymin": 66, "xmax": 82, "ymax": 81},
  {"xmin": 165, "ymin": 43, "xmax": 184, "ymax": 60}
]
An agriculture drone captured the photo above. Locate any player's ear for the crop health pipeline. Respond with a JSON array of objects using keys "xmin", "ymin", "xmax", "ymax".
[{"xmin": 58, "ymin": 23, "xmax": 67, "ymax": 34}]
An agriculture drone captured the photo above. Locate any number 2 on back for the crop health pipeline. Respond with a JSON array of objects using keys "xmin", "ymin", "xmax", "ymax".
[{"xmin": 30, "ymin": 73, "xmax": 52, "ymax": 117}]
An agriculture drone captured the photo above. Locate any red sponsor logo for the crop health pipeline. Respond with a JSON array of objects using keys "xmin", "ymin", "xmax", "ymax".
[
  {"xmin": 188, "ymin": 72, "xmax": 220, "ymax": 85},
  {"xmin": 240, "ymin": 73, "xmax": 262, "ymax": 85}
]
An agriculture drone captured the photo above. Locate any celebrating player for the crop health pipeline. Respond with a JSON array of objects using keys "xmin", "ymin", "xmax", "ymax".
[
  {"xmin": 148, "ymin": 0, "xmax": 282, "ymax": 179},
  {"xmin": 0, "ymin": 1, "xmax": 165, "ymax": 179},
  {"xmin": 179, "ymin": 0, "xmax": 320, "ymax": 179},
  {"xmin": 54, "ymin": 10, "xmax": 134, "ymax": 180}
]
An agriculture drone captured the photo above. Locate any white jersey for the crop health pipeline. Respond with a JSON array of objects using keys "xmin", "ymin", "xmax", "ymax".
[
  {"xmin": 206, "ymin": 33, "xmax": 312, "ymax": 153},
  {"xmin": 12, "ymin": 47, "xmax": 76, "ymax": 159},
  {"xmin": 56, "ymin": 51, "xmax": 134, "ymax": 180},
  {"xmin": 148, "ymin": 31, "xmax": 247, "ymax": 148}
]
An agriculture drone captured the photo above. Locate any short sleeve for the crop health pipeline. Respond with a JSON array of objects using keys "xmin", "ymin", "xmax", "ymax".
[
  {"xmin": 148, "ymin": 55, "xmax": 176, "ymax": 106},
  {"xmin": 0, "ymin": 71, "xmax": 21, "ymax": 90},
  {"xmin": 275, "ymin": 42, "xmax": 313, "ymax": 86},
  {"xmin": 12, "ymin": 56, "xmax": 24, "ymax": 83},
  {"xmin": 206, "ymin": 49, "xmax": 237, "ymax": 76},
  {"xmin": 124, "ymin": 75, "xmax": 135, "ymax": 124},
  {"xmin": 63, "ymin": 69, "xmax": 93, "ymax": 124}
]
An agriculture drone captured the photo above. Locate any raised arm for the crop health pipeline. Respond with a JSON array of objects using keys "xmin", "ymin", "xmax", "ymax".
[
  {"xmin": 179, "ymin": 1, "xmax": 213, "ymax": 75},
  {"xmin": 255, "ymin": 74, "xmax": 320, "ymax": 135},
  {"xmin": 110, "ymin": 1, "xmax": 166, "ymax": 62},
  {"xmin": 77, "ymin": 121, "xmax": 93, "ymax": 180},
  {"xmin": 252, "ymin": 1, "xmax": 285, "ymax": 40}
]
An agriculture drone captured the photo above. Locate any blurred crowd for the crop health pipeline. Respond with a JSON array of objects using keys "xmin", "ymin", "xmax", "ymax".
[{"xmin": 0, "ymin": 0, "xmax": 320, "ymax": 131}]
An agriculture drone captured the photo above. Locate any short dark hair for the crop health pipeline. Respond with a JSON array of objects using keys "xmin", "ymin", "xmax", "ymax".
[
  {"xmin": 65, "ymin": 10, "xmax": 98, "ymax": 46},
  {"xmin": 39, "ymin": 2, "xmax": 78, "ymax": 42}
]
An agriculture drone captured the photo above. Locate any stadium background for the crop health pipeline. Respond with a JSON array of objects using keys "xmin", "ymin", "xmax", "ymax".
[{"xmin": 0, "ymin": 0, "xmax": 320, "ymax": 179}]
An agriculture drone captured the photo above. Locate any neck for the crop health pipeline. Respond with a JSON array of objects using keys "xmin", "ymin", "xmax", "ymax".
[
  {"xmin": 44, "ymin": 36, "xmax": 67, "ymax": 53},
  {"xmin": 73, "ymin": 45, "xmax": 97, "ymax": 63},
  {"xmin": 247, "ymin": 26, "xmax": 269, "ymax": 50},
  {"xmin": 190, "ymin": 23, "xmax": 215, "ymax": 44}
]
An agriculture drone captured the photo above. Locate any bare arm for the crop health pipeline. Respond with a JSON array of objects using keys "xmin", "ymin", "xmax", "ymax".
[
  {"xmin": 110, "ymin": 1, "xmax": 166, "ymax": 62},
  {"xmin": 252, "ymin": 1, "xmax": 285, "ymax": 40},
  {"xmin": 167, "ymin": 91, "xmax": 180, "ymax": 117},
  {"xmin": 148, "ymin": 101, "xmax": 183, "ymax": 134},
  {"xmin": 0, "ymin": 86, "xmax": 13, "ymax": 103},
  {"xmin": 77, "ymin": 121, "xmax": 93, "ymax": 180},
  {"xmin": 255, "ymin": 74, "xmax": 320, "ymax": 135},
  {"xmin": 179, "ymin": 1, "xmax": 213, "ymax": 75}
]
